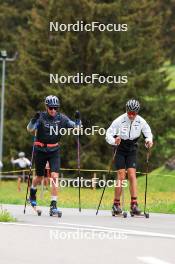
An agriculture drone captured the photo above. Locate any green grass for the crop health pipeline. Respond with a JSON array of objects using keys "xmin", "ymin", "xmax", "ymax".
[
  {"xmin": 0, "ymin": 208, "xmax": 16, "ymax": 222},
  {"xmin": 136, "ymin": 167, "xmax": 175, "ymax": 213},
  {"xmin": 0, "ymin": 166, "xmax": 175, "ymax": 214}
]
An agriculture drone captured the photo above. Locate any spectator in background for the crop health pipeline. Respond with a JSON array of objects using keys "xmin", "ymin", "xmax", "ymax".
[{"xmin": 11, "ymin": 152, "xmax": 31, "ymax": 192}]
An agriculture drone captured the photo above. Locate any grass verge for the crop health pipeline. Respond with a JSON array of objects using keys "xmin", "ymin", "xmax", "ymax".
[
  {"xmin": 0, "ymin": 207, "xmax": 16, "ymax": 222},
  {"xmin": 0, "ymin": 166, "xmax": 175, "ymax": 214}
]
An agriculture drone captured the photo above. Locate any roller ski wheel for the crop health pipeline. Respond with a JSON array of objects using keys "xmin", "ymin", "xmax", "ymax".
[
  {"xmin": 33, "ymin": 207, "xmax": 42, "ymax": 216},
  {"xmin": 27, "ymin": 199, "xmax": 42, "ymax": 216},
  {"xmin": 112, "ymin": 204, "xmax": 123, "ymax": 217},
  {"xmin": 130, "ymin": 211, "xmax": 150, "ymax": 218},
  {"xmin": 32, "ymin": 205, "xmax": 42, "ymax": 216},
  {"xmin": 123, "ymin": 212, "xmax": 127, "ymax": 218},
  {"xmin": 130, "ymin": 211, "xmax": 141, "ymax": 217},
  {"xmin": 112, "ymin": 210, "xmax": 127, "ymax": 218},
  {"xmin": 130, "ymin": 211, "xmax": 135, "ymax": 217},
  {"xmin": 31, "ymin": 206, "xmax": 42, "ymax": 216},
  {"xmin": 130, "ymin": 203, "xmax": 141, "ymax": 217},
  {"xmin": 57, "ymin": 211, "xmax": 62, "ymax": 218},
  {"xmin": 144, "ymin": 212, "xmax": 149, "ymax": 218},
  {"xmin": 112, "ymin": 211, "xmax": 115, "ymax": 217},
  {"xmin": 50, "ymin": 201, "xmax": 62, "ymax": 218},
  {"xmin": 50, "ymin": 208, "xmax": 62, "ymax": 218},
  {"xmin": 36, "ymin": 209, "xmax": 42, "ymax": 216}
]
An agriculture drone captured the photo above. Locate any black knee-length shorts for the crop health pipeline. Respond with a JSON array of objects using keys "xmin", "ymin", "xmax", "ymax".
[
  {"xmin": 34, "ymin": 149, "xmax": 60, "ymax": 176},
  {"xmin": 115, "ymin": 151, "xmax": 137, "ymax": 170}
]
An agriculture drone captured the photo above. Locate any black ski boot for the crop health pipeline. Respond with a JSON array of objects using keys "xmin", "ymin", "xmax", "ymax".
[
  {"xmin": 130, "ymin": 201, "xmax": 141, "ymax": 216},
  {"xmin": 50, "ymin": 200, "xmax": 62, "ymax": 217},
  {"xmin": 112, "ymin": 203, "xmax": 122, "ymax": 216},
  {"xmin": 29, "ymin": 188, "xmax": 37, "ymax": 207}
]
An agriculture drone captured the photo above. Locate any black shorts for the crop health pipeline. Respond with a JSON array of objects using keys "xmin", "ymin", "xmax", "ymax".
[
  {"xmin": 115, "ymin": 151, "xmax": 137, "ymax": 170},
  {"xmin": 34, "ymin": 149, "xmax": 60, "ymax": 176}
]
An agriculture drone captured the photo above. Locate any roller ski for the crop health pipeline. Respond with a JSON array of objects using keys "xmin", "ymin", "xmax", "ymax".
[
  {"xmin": 50, "ymin": 201, "xmax": 62, "ymax": 218},
  {"xmin": 130, "ymin": 202, "xmax": 149, "ymax": 218},
  {"xmin": 112, "ymin": 203, "xmax": 127, "ymax": 218},
  {"xmin": 130, "ymin": 149, "xmax": 150, "ymax": 219},
  {"xmin": 27, "ymin": 199, "xmax": 42, "ymax": 216},
  {"xmin": 28, "ymin": 188, "xmax": 42, "ymax": 216}
]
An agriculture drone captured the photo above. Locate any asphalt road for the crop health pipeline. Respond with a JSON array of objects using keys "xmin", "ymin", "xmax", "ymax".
[{"xmin": 0, "ymin": 204, "xmax": 175, "ymax": 264}]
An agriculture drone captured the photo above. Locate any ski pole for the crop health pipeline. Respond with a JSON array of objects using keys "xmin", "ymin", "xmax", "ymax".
[
  {"xmin": 121, "ymin": 185, "xmax": 125, "ymax": 213},
  {"xmin": 75, "ymin": 110, "xmax": 81, "ymax": 212},
  {"xmin": 144, "ymin": 148, "xmax": 151, "ymax": 214},
  {"xmin": 96, "ymin": 146, "xmax": 118, "ymax": 215},
  {"xmin": 23, "ymin": 129, "xmax": 37, "ymax": 214}
]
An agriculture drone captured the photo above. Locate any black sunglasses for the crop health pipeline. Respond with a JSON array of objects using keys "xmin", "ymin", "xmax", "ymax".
[{"xmin": 48, "ymin": 106, "xmax": 58, "ymax": 111}]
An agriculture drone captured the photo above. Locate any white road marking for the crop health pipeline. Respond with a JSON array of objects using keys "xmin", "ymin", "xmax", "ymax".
[
  {"xmin": 0, "ymin": 222, "xmax": 175, "ymax": 239},
  {"xmin": 137, "ymin": 256, "xmax": 172, "ymax": 264},
  {"xmin": 45, "ymin": 222, "xmax": 175, "ymax": 239}
]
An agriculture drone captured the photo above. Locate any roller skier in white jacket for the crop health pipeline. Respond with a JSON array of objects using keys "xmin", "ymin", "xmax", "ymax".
[{"xmin": 106, "ymin": 99, "xmax": 153, "ymax": 215}]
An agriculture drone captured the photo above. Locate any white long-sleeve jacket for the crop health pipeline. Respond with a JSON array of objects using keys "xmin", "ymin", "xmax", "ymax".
[
  {"xmin": 11, "ymin": 157, "xmax": 31, "ymax": 168},
  {"xmin": 106, "ymin": 113, "xmax": 153, "ymax": 146}
]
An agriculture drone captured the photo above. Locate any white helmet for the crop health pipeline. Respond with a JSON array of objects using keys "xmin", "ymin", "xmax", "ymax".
[
  {"xmin": 45, "ymin": 95, "xmax": 60, "ymax": 107},
  {"xmin": 18, "ymin": 152, "xmax": 25, "ymax": 158},
  {"xmin": 126, "ymin": 99, "xmax": 140, "ymax": 113}
]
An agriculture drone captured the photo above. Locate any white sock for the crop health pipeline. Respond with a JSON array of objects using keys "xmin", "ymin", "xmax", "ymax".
[
  {"xmin": 51, "ymin": 196, "xmax": 57, "ymax": 202},
  {"xmin": 31, "ymin": 185, "xmax": 37, "ymax": 190}
]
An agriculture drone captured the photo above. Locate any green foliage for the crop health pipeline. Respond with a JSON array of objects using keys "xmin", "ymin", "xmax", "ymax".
[
  {"xmin": 0, "ymin": 0, "xmax": 174, "ymax": 171},
  {"xmin": 158, "ymin": 0, "xmax": 175, "ymax": 64},
  {"xmin": 0, "ymin": 207, "xmax": 16, "ymax": 222}
]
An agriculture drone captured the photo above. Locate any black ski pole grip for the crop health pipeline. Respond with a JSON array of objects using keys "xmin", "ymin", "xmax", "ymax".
[{"xmin": 75, "ymin": 110, "xmax": 80, "ymax": 120}]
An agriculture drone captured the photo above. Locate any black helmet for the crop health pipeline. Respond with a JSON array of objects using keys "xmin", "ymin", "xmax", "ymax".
[
  {"xmin": 45, "ymin": 95, "xmax": 60, "ymax": 107},
  {"xmin": 126, "ymin": 99, "xmax": 140, "ymax": 113}
]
